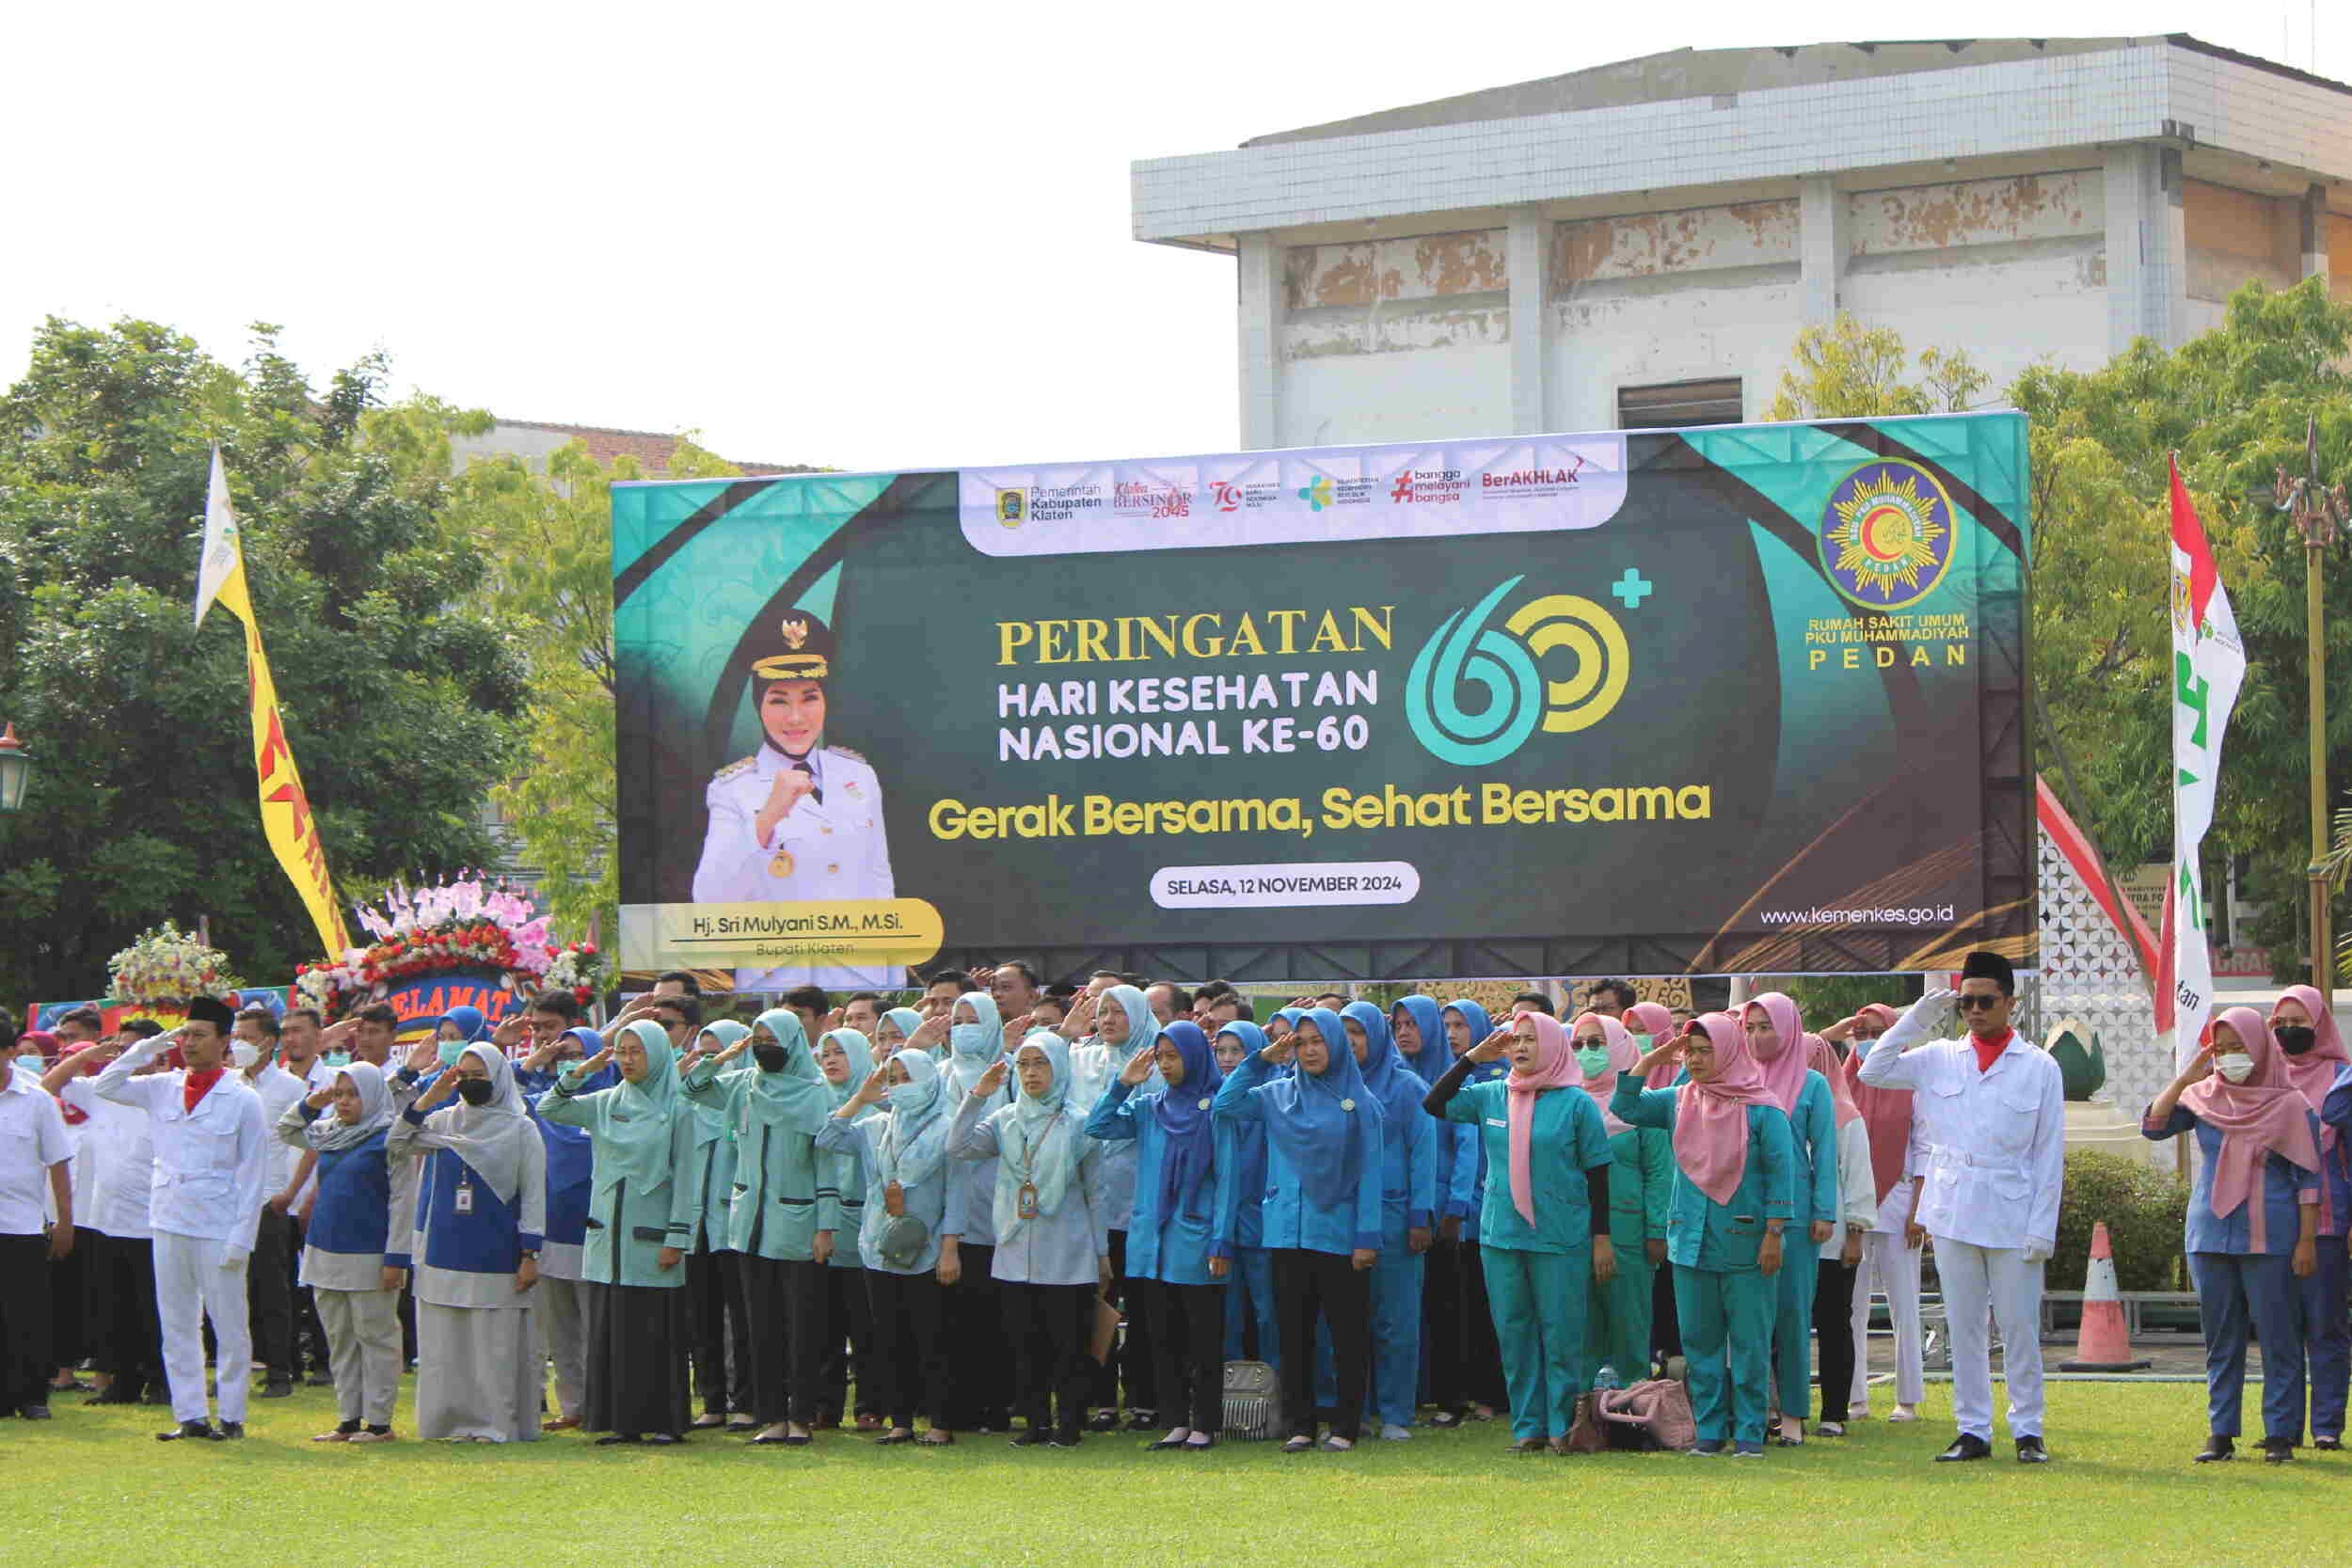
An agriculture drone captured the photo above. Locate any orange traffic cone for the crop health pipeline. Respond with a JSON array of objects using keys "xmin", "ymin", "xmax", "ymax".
[{"xmin": 2059, "ymin": 1221, "xmax": 2151, "ymax": 1371}]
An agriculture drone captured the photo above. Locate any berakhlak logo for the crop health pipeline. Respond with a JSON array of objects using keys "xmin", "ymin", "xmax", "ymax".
[
  {"xmin": 995, "ymin": 489, "xmax": 1026, "ymax": 528},
  {"xmin": 1297, "ymin": 476, "xmax": 1335, "ymax": 512},
  {"xmin": 1820, "ymin": 460, "xmax": 1957, "ymax": 610},
  {"xmin": 1406, "ymin": 577, "xmax": 1630, "ymax": 766}
]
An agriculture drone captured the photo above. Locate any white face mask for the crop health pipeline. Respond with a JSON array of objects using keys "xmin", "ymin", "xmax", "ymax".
[
  {"xmin": 230, "ymin": 1041, "xmax": 261, "ymax": 1069},
  {"xmin": 2215, "ymin": 1052, "xmax": 2256, "ymax": 1085}
]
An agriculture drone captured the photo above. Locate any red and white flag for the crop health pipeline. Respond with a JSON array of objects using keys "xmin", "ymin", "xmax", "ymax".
[{"xmin": 2153, "ymin": 454, "xmax": 2244, "ymax": 1062}]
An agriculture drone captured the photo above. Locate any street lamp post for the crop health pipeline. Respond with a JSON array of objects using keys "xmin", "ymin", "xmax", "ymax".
[
  {"xmin": 0, "ymin": 722, "xmax": 33, "ymax": 815},
  {"xmin": 2277, "ymin": 421, "xmax": 2349, "ymax": 1006}
]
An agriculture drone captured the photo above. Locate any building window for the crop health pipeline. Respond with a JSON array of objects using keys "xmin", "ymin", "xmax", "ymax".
[{"xmin": 1616, "ymin": 378, "xmax": 1743, "ymax": 430}]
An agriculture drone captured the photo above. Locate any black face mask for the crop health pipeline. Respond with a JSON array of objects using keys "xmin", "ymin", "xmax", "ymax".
[
  {"xmin": 753, "ymin": 1044, "xmax": 789, "ymax": 1072},
  {"xmin": 456, "ymin": 1078, "xmax": 494, "ymax": 1107},
  {"xmin": 2277, "ymin": 1024, "xmax": 2319, "ymax": 1056}
]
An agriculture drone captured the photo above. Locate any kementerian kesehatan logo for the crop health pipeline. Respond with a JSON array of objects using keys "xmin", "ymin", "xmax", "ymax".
[
  {"xmin": 1819, "ymin": 459, "xmax": 1958, "ymax": 610},
  {"xmin": 1406, "ymin": 577, "xmax": 1630, "ymax": 766}
]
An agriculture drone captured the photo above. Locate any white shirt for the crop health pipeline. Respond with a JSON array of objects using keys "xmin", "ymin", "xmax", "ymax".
[
  {"xmin": 0, "ymin": 1077, "xmax": 72, "ymax": 1235},
  {"xmin": 1858, "ymin": 1022, "xmax": 2065, "ymax": 1253},
  {"xmin": 61, "ymin": 1078, "xmax": 154, "ymax": 1240},
  {"xmin": 247, "ymin": 1057, "xmax": 332, "ymax": 1196},
  {"xmin": 92, "ymin": 1034, "xmax": 271, "ymax": 1251}
]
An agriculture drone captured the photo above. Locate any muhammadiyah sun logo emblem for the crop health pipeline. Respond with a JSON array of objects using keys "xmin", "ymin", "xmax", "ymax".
[{"xmin": 1819, "ymin": 460, "xmax": 1958, "ymax": 610}]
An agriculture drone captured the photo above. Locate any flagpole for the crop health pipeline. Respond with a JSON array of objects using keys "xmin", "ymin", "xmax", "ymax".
[{"xmin": 2276, "ymin": 421, "xmax": 2346, "ymax": 1005}]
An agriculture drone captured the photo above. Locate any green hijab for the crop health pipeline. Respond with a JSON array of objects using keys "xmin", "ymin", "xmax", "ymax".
[
  {"xmin": 599, "ymin": 1019, "xmax": 688, "ymax": 1187},
  {"xmin": 691, "ymin": 1021, "xmax": 750, "ymax": 1143},
  {"xmin": 818, "ymin": 1027, "xmax": 876, "ymax": 1110},
  {"xmin": 742, "ymin": 1007, "xmax": 829, "ymax": 1130}
]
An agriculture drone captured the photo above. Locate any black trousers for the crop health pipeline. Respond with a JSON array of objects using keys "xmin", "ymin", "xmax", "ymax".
[
  {"xmin": 688, "ymin": 1244, "xmax": 751, "ymax": 1417},
  {"xmin": 290, "ymin": 1214, "xmax": 326, "ymax": 1374},
  {"xmin": 942, "ymin": 1243, "xmax": 1009, "ymax": 1428},
  {"xmin": 1089, "ymin": 1227, "xmax": 1160, "ymax": 1414},
  {"xmin": 249, "ymin": 1207, "xmax": 295, "ymax": 1378},
  {"xmin": 47, "ymin": 1228, "xmax": 88, "ymax": 1370},
  {"xmin": 1140, "ymin": 1278, "xmax": 1224, "ymax": 1434},
  {"xmin": 736, "ymin": 1255, "xmax": 827, "ymax": 1425},
  {"xmin": 0, "ymin": 1233, "xmax": 52, "ymax": 1410},
  {"xmin": 1814, "ymin": 1256, "xmax": 1861, "ymax": 1422},
  {"xmin": 89, "ymin": 1234, "xmax": 161, "ymax": 1395},
  {"xmin": 1651, "ymin": 1250, "xmax": 1683, "ymax": 1362},
  {"xmin": 582, "ymin": 1281, "xmax": 692, "ymax": 1438},
  {"xmin": 816, "ymin": 1265, "xmax": 874, "ymax": 1421},
  {"xmin": 1422, "ymin": 1239, "xmax": 1467, "ymax": 1409},
  {"xmin": 1458, "ymin": 1241, "xmax": 1506, "ymax": 1406},
  {"xmin": 1003, "ymin": 1280, "xmax": 1095, "ymax": 1440},
  {"xmin": 864, "ymin": 1268, "xmax": 946, "ymax": 1430},
  {"xmin": 1275, "ymin": 1248, "xmax": 1370, "ymax": 1441}
]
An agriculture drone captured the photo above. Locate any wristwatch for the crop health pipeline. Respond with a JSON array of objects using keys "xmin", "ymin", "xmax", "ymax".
[{"xmin": 519, "ymin": 1250, "xmax": 539, "ymax": 1260}]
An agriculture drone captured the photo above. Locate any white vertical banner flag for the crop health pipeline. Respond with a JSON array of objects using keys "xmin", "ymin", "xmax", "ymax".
[
  {"xmin": 194, "ymin": 447, "xmax": 242, "ymax": 627},
  {"xmin": 2160, "ymin": 453, "xmax": 2245, "ymax": 1066}
]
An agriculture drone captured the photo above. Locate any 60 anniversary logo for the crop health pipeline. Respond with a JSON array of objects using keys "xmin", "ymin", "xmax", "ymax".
[{"xmin": 1406, "ymin": 577, "xmax": 1629, "ymax": 766}]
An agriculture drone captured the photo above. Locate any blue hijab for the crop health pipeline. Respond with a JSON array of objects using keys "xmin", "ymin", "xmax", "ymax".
[
  {"xmin": 1151, "ymin": 1021, "xmax": 1223, "ymax": 1223},
  {"xmin": 1258, "ymin": 1006, "xmax": 1376, "ymax": 1212},
  {"xmin": 1343, "ymin": 1000, "xmax": 1416, "ymax": 1108},
  {"xmin": 1444, "ymin": 999, "xmax": 1508, "ymax": 1086},
  {"xmin": 439, "ymin": 1006, "xmax": 491, "ymax": 1042},
  {"xmin": 559, "ymin": 1026, "xmax": 619, "ymax": 1094},
  {"xmin": 1391, "ymin": 995, "xmax": 1445, "ymax": 1076}
]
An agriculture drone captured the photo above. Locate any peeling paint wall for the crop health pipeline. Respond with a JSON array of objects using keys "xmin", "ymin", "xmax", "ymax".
[
  {"xmin": 2185, "ymin": 179, "xmax": 2299, "ymax": 301},
  {"xmin": 1850, "ymin": 172, "xmax": 2098, "ymax": 256},
  {"xmin": 1285, "ymin": 230, "xmax": 1508, "ymax": 309},
  {"xmin": 1551, "ymin": 200, "xmax": 1797, "ymax": 288},
  {"xmin": 1276, "ymin": 229, "xmax": 1513, "ymax": 443}
]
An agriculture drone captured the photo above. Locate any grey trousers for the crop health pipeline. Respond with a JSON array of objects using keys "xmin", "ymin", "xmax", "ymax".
[
  {"xmin": 537, "ymin": 1275, "xmax": 590, "ymax": 1421},
  {"xmin": 317, "ymin": 1286, "xmax": 403, "ymax": 1428}
]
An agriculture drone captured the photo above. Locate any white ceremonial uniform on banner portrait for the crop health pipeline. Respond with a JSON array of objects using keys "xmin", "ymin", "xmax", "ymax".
[
  {"xmin": 1858, "ymin": 993, "xmax": 2065, "ymax": 1443},
  {"xmin": 691, "ymin": 742, "xmax": 895, "ymax": 991},
  {"xmin": 91, "ymin": 1032, "xmax": 271, "ymax": 1426}
]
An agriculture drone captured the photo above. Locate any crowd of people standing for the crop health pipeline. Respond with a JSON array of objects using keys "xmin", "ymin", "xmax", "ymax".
[{"xmin": 0, "ymin": 951, "xmax": 2340, "ymax": 1465}]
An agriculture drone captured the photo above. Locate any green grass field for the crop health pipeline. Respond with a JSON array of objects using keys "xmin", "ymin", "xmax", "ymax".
[{"xmin": 20, "ymin": 1378, "xmax": 2332, "ymax": 1564}]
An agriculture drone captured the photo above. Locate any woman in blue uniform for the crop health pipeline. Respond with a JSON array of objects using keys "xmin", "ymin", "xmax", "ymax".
[
  {"xmin": 1743, "ymin": 991, "xmax": 1838, "ymax": 1445},
  {"xmin": 1213, "ymin": 1006, "xmax": 1385, "ymax": 1451},
  {"xmin": 1087, "ymin": 1020, "xmax": 1232, "ymax": 1450}
]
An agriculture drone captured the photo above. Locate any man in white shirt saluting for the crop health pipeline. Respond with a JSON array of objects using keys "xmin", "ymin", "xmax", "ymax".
[
  {"xmin": 1857, "ymin": 950, "xmax": 2063, "ymax": 1464},
  {"xmin": 93, "ymin": 996, "xmax": 270, "ymax": 1441}
]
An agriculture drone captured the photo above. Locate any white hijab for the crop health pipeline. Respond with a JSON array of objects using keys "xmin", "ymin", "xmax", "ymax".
[{"xmin": 416, "ymin": 1043, "xmax": 534, "ymax": 1205}]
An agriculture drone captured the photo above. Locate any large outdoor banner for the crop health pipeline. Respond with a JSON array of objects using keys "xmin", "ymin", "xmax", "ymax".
[{"xmin": 614, "ymin": 414, "xmax": 2032, "ymax": 985}]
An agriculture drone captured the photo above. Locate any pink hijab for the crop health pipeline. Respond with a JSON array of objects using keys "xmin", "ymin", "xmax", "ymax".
[
  {"xmin": 2270, "ymin": 985, "xmax": 2348, "ymax": 1117},
  {"xmin": 2182, "ymin": 1006, "xmax": 2323, "ymax": 1251},
  {"xmin": 1625, "ymin": 1003, "xmax": 1678, "ymax": 1088},
  {"xmin": 1673, "ymin": 1012, "xmax": 1773, "ymax": 1206},
  {"xmin": 1744, "ymin": 992, "xmax": 1809, "ymax": 1114},
  {"xmin": 1843, "ymin": 1004, "xmax": 1913, "ymax": 1207},
  {"xmin": 1568, "ymin": 1011, "xmax": 1637, "ymax": 1136},
  {"xmin": 1506, "ymin": 1010, "xmax": 1582, "ymax": 1226},
  {"xmin": 1805, "ymin": 1034, "xmax": 1859, "ymax": 1129}
]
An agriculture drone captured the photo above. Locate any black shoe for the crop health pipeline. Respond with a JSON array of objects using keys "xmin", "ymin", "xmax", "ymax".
[
  {"xmin": 2262, "ymin": 1437, "xmax": 2294, "ymax": 1465},
  {"xmin": 217, "ymin": 1421, "xmax": 245, "ymax": 1439},
  {"xmin": 18, "ymin": 1404, "xmax": 51, "ymax": 1420},
  {"xmin": 2314, "ymin": 1434, "xmax": 2342, "ymax": 1450},
  {"xmin": 306, "ymin": 1369, "xmax": 334, "ymax": 1387},
  {"xmin": 1935, "ymin": 1433, "xmax": 1992, "ymax": 1463},
  {"xmin": 595, "ymin": 1433, "xmax": 643, "ymax": 1446},
  {"xmin": 158, "ymin": 1419, "xmax": 219, "ymax": 1442},
  {"xmin": 2196, "ymin": 1434, "xmax": 2233, "ymax": 1464},
  {"xmin": 258, "ymin": 1379, "xmax": 294, "ymax": 1400},
  {"xmin": 1087, "ymin": 1410, "xmax": 1120, "ymax": 1433},
  {"xmin": 2015, "ymin": 1434, "xmax": 2049, "ymax": 1464},
  {"xmin": 1125, "ymin": 1408, "xmax": 1159, "ymax": 1432},
  {"xmin": 1009, "ymin": 1430, "xmax": 1051, "ymax": 1447}
]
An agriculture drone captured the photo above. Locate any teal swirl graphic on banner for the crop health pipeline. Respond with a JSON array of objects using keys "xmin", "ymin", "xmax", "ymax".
[{"xmin": 1405, "ymin": 576, "xmax": 1544, "ymax": 766}]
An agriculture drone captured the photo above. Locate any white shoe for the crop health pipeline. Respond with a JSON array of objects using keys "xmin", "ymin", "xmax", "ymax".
[
  {"xmin": 1889, "ymin": 1405, "xmax": 1919, "ymax": 1423},
  {"xmin": 1380, "ymin": 1423, "xmax": 1412, "ymax": 1440}
]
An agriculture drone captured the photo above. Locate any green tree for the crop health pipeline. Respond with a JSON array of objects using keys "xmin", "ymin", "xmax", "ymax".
[
  {"xmin": 448, "ymin": 436, "xmax": 742, "ymax": 947},
  {"xmin": 2015, "ymin": 277, "xmax": 2352, "ymax": 975},
  {"xmin": 1762, "ymin": 313, "xmax": 1988, "ymax": 421},
  {"xmin": 0, "ymin": 317, "xmax": 528, "ymax": 1000}
]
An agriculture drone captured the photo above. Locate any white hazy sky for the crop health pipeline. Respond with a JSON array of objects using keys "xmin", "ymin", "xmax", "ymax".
[{"xmin": 2, "ymin": 3, "xmax": 2343, "ymax": 473}]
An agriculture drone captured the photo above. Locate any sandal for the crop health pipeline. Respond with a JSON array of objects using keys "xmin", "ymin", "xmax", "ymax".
[
  {"xmin": 1320, "ymin": 1436, "xmax": 1355, "ymax": 1451},
  {"xmin": 874, "ymin": 1430, "xmax": 915, "ymax": 1446},
  {"xmin": 1429, "ymin": 1409, "xmax": 1465, "ymax": 1429},
  {"xmin": 1511, "ymin": 1436, "xmax": 1547, "ymax": 1455},
  {"xmin": 1470, "ymin": 1404, "xmax": 1498, "ymax": 1422},
  {"xmin": 1281, "ymin": 1435, "xmax": 1314, "ymax": 1453},
  {"xmin": 915, "ymin": 1432, "xmax": 955, "ymax": 1447}
]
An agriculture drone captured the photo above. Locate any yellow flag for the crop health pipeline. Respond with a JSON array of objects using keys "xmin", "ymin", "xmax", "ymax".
[{"xmin": 195, "ymin": 449, "xmax": 352, "ymax": 957}]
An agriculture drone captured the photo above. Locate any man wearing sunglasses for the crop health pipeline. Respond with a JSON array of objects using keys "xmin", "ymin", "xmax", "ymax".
[{"xmin": 1856, "ymin": 949, "xmax": 2062, "ymax": 1465}]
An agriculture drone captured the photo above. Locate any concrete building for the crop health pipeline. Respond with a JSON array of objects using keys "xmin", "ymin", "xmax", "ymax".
[{"xmin": 1132, "ymin": 36, "xmax": 2352, "ymax": 448}]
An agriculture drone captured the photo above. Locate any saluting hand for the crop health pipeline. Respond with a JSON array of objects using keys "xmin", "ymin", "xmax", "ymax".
[
  {"xmin": 909, "ymin": 1015, "xmax": 951, "ymax": 1052},
  {"xmin": 973, "ymin": 1058, "xmax": 1009, "ymax": 1099},
  {"xmin": 304, "ymin": 1084, "xmax": 338, "ymax": 1112},
  {"xmin": 1820, "ymin": 1016, "xmax": 1858, "ymax": 1046},
  {"xmin": 1116, "ymin": 1045, "xmax": 1156, "ymax": 1088},
  {"xmin": 575, "ymin": 1045, "xmax": 616, "ymax": 1080},
  {"xmin": 404, "ymin": 1036, "xmax": 442, "ymax": 1075},
  {"xmin": 1260, "ymin": 1033, "xmax": 1295, "ymax": 1068},
  {"xmin": 1467, "ymin": 1027, "xmax": 1511, "ymax": 1065},
  {"xmin": 1631, "ymin": 1034, "xmax": 1684, "ymax": 1079}
]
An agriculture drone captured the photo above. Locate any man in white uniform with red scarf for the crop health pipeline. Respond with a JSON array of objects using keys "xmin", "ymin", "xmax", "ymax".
[
  {"xmin": 1857, "ymin": 950, "xmax": 2063, "ymax": 1464},
  {"xmin": 92, "ymin": 996, "xmax": 270, "ymax": 1441}
]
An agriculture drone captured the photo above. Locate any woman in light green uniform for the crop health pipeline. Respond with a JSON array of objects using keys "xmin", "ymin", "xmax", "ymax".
[
  {"xmin": 1613, "ymin": 1013, "xmax": 1795, "ymax": 1457},
  {"xmin": 1743, "ymin": 991, "xmax": 1839, "ymax": 1446},
  {"xmin": 1422, "ymin": 1008, "xmax": 1614, "ymax": 1453},
  {"xmin": 1567, "ymin": 1011, "xmax": 1670, "ymax": 1388}
]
